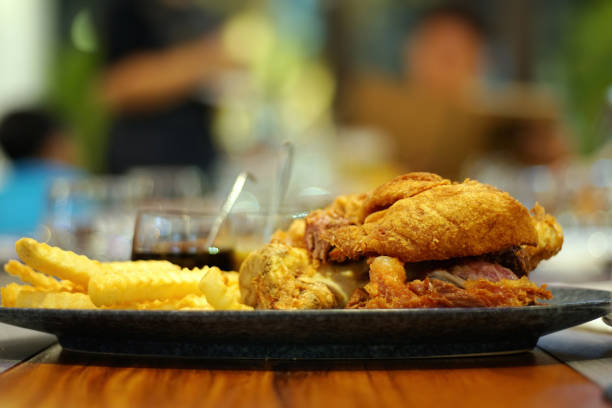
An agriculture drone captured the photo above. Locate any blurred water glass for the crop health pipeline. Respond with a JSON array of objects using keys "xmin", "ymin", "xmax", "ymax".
[
  {"xmin": 132, "ymin": 209, "xmax": 303, "ymax": 271},
  {"xmin": 45, "ymin": 176, "xmax": 149, "ymax": 261},
  {"xmin": 228, "ymin": 210, "xmax": 306, "ymax": 268},
  {"xmin": 44, "ymin": 166, "xmax": 212, "ymax": 261},
  {"xmin": 127, "ymin": 166, "xmax": 208, "ymax": 199},
  {"xmin": 132, "ymin": 210, "xmax": 234, "ymax": 270}
]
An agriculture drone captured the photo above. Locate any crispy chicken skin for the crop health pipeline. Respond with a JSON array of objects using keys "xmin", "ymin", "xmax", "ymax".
[
  {"xmin": 239, "ymin": 243, "xmax": 369, "ymax": 310},
  {"xmin": 522, "ymin": 203, "xmax": 564, "ymax": 271},
  {"xmin": 469, "ymin": 203, "xmax": 564, "ymax": 276},
  {"xmin": 270, "ymin": 219, "xmax": 307, "ymax": 249},
  {"xmin": 347, "ymin": 256, "xmax": 552, "ymax": 309},
  {"xmin": 361, "ymin": 172, "xmax": 451, "ymax": 219},
  {"xmin": 303, "ymin": 193, "xmax": 367, "ymax": 261},
  {"xmin": 304, "ymin": 173, "xmax": 562, "ymax": 274},
  {"xmin": 319, "ymin": 180, "xmax": 538, "ymax": 263},
  {"xmin": 324, "ymin": 193, "xmax": 369, "ymax": 225},
  {"xmin": 243, "ymin": 173, "xmax": 562, "ymax": 310},
  {"xmin": 239, "ymin": 243, "xmax": 336, "ymax": 309}
]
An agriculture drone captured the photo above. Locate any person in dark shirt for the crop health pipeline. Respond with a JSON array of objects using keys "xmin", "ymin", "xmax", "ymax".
[{"xmin": 94, "ymin": 0, "xmax": 233, "ymax": 175}]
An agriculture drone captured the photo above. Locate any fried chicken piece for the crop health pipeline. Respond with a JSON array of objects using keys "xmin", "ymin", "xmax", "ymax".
[
  {"xmin": 326, "ymin": 193, "xmax": 369, "ymax": 224},
  {"xmin": 479, "ymin": 203, "xmax": 563, "ymax": 276},
  {"xmin": 305, "ymin": 210, "xmax": 352, "ymax": 262},
  {"xmin": 239, "ymin": 243, "xmax": 368, "ymax": 309},
  {"xmin": 321, "ymin": 180, "xmax": 538, "ymax": 263},
  {"xmin": 522, "ymin": 203, "xmax": 564, "ymax": 270},
  {"xmin": 305, "ymin": 193, "xmax": 368, "ymax": 261},
  {"xmin": 361, "ymin": 172, "xmax": 451, "ymax": 219},
  {"xmin": 304, "ymin": 174, "xmax": 452, "ymax": 260},
  {"xmin": 270, "ymin": 219, "xmax": 307, "ymax": 248},
  {"xmin": 239, "ymin": 244, "xmax": 330, "ymax": 309},
  {"xmin": 347, "ymin": 256, "xmax": 552, "ymax": 309}
]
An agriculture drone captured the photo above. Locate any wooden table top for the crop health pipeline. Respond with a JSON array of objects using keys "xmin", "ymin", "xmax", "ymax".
[{"xmin": 0, "ymin": 344, "xmax": 609, "ymax": 408}]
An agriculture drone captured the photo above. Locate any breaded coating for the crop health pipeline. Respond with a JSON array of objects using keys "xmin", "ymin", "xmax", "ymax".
[
  {"xmin": 303, "ymin": 193, "xmax": 369, "ymax": 260},
  {"xmin": 484, "ymin": 204, "xmax": 563, "ymax": 276},
  {"xmin": 523, "ymin": 203, "xmax": 564, "ymax": 270},
  {"xmin": 305, "ymin": 210, "xmax": 353, "ymax": 261},
  {"xmin": 322, "ymin": 180, "xmax": 538, "ymax": 263},
  {"xmin": 270, "ymin": 219, "xmax": 307, "ymax": 248},
  {"xmin": 325, "ymin": 193, "xmax": 369, "ymax": 225},
  {"xmin": 347, "ymin": 256, "xmax": 551, "ymax": 309},
  {"xmin": 239, "ymin": 243, "xmax": 368, "ymax": 309},
  {"xmin": 361, "ymin": 172, "xmax": 451, "ymax": 219},
  {"xmin": 239, "ymin": 243, "xmax": 338, "ymax": 309}
]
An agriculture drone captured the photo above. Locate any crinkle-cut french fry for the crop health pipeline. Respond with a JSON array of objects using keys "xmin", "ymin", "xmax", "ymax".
[
  {"xmin": 199, "ymin": 267, "xmax": 252, "ymax": 310},
  {"xmin": 15, "ymin": 238, "xmax": 100, "ymax": 288},
  {"xmin": 223, "ymin": 271, "xmax": 240, "ymax": 289},
  {"xmin": 15, "ymin": 291, "xmax": 96, "ymax": 309},
  {"xmin": 109, "ymin": 294, "xmax": 214, "ymax": 310},
  {"xmin": 102, "ymin": 260, "xmax": 180, "ymax": 273},
  {"xmin": 1, "ymin": 283, "xmax": 36, "ymax": 307},
  {"xmin": 88, "ymin": 267, "xmax": 205, "ymax": 307},
  {"xmin": 4, "ymin": 260, "xmax": 82, "ymax": 293}
]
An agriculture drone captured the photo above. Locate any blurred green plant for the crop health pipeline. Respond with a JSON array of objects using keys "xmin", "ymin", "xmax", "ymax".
[
  {"xmin": 565, "ymin": 0, "xmax": 612, "ymax": 155},
  {"xmin": 47, "ymin": 45, "xmax": 108, "ymax": 173}
]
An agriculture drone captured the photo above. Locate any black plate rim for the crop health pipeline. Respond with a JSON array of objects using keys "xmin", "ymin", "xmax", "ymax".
[{"xmin": 1, "ymin": 287, "xmax": 609, "ymax": 358}]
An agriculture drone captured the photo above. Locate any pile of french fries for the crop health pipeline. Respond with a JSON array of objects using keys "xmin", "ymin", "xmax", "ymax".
[{"xmin": 1, "ymin": 238, "xmax": 252, "ymax": 311}]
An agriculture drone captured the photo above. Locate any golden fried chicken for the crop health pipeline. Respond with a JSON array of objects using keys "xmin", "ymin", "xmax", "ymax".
[
  {"xmin": 270, "ymin": 219, "xmax": 307, "ymax": 248},
  {"xmin": 347, "ymin": 256, "xmax": 552, "ymax": 309},
  {"xmin": 242, "ymin": 172, "xmax": 563, "ymax": 310},
  {"xmin": 313, "ymin": 179, "xmax": 538, "ymax": 264},
  {"xmin": 325, "ymin": 192, "xmax": 369, "ymax": 224},
  {"xmin": 303, "ymin": 193, "xmax": 368, "ymax": 261},
  {"xmin": 239, "ymin": 243, "xmax": 368, "ymax": 309},
  {"xmin": 521, "ymin": 203, "xmax": 565, "ymax": 271},
  {"xmin": 462, "ymin": 203, "xmax": 564, "ymax": 276},
  {"xmin": 361, "ymin": 172, "xmax": 451, "ymax": 218}
]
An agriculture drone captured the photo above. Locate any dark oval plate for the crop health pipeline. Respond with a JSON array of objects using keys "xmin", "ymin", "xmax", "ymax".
[{"xmin": 0, "ymin": 287, "xmax": 610, "ymax": 359}]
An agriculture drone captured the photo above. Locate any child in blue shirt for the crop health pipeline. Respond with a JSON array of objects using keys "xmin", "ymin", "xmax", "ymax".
[{"xmin": 0, "ymin": 108, "xmax": 82, "ymax": 237}]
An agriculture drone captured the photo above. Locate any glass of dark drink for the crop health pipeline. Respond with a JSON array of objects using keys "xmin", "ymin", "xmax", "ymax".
[{"xmin": 131, "ymin": 210, "xmax": 235, "ymax": 270}]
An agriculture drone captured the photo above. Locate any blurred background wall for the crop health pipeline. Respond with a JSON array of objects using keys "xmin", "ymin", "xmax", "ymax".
[
  {"xmin": 1, "ymin": 0, "xmax": 610, "ymax": 171},
  {"xmin": 0, "ymin": 0, "xmax": 611, "ymax": 280},
  {"xmin": 0, "ymin": 0, "xmax": 54, "ymax": 122}
]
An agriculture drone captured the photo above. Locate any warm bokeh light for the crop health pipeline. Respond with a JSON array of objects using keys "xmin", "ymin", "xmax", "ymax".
[
  {"xmin": 70, "ymin": 9, "xmax": 97, "ymax": 53},
  {"xmin": 222, "ymin": 11, "xmax": 274, "ymax": 66},
  {"xmin": 280, "ymin": 62, "xmax": 335, "ymax": 134},
  {"xmin": 216, "ymin": 6, "xmax": 335, "ymax": 152}
]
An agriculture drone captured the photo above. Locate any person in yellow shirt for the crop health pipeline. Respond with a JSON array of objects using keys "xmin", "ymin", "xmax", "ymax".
[{"xmin": 341, "ymin": 5, "xmax": 567, "ymax": 179}]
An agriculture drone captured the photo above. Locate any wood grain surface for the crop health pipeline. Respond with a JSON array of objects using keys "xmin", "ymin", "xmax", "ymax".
[{"xmin": 0, "ymin": 344, "xmax": 609, "ymax": 408}]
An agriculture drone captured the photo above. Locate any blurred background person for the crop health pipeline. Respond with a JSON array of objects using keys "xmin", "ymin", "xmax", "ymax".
[
  {"xmin": 93, "ymin": 0, "xmax": 235, "ymax": 178},
  {"xmin": 0, "ymin": 108, "xmax": 82, "ymax": 237},
  {"xmin": 0, "ymin": 0, "xmax": 609, "ymax": 280},
  {"xmin": 339, "ymin": 3, "xmax": 569, "ymax": 180}
]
